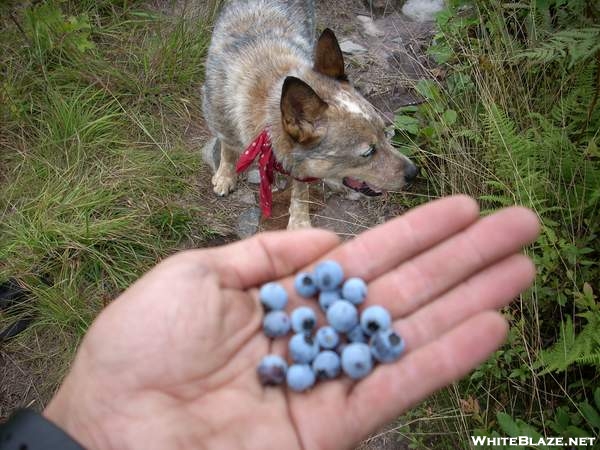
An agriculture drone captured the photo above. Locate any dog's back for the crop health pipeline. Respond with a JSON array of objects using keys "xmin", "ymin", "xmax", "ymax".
[{"xmin": 203, "ymin": 0, "xmax": 315, "ymax": 147}]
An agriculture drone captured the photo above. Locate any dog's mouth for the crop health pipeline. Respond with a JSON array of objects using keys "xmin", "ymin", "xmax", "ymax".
[{"xmin": 342, "ymin": 177, "xmax": 383, "ymax": 197}]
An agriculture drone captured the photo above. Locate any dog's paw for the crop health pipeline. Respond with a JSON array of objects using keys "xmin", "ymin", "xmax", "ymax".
[
  {"xmin": 212, "ymin": 172, "xmax": 237, "ymax": 196},
  {"xmin": 287, "ymin": 216, "xmax": 312, "ymax": 230}
]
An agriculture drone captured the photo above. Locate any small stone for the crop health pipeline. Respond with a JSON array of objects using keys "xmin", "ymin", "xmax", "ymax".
[
  {"xmin": 339, "ymin": 40, "xmax": 368, "ymax": 55},
  {"xmin": 402, "ymin": 0, "xmax": 445, "ymax": 22},
  {"xmin": 236, "ymin": 207, "xmax": 261, "ymax": 238},
  {"xmin": 247, "ymin": 169, "xmax": 261, "ymax": 184},
  {"xmin": 356, "ymin": 15, "xmax": 384, "ymax": 37},
  {"xmin": 362, "ymin": 0, "xmax": 396, "ymax": 15},
  {"xmin": 231, "ymin": 189, "xmax": 255, "ymax": 205}
]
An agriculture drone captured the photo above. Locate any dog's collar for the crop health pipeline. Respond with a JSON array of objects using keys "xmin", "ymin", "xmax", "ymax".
[{"xmin": 236, "ymin": 128, "xmax": 319, "ymax": 218}]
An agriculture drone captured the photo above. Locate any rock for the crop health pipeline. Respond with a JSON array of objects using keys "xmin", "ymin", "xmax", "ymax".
[
  {"xmin": 340, "ymin": 40, "xmax": 368, "ymax": 55},
  {"xmin": 362, "ymin": 0, "xmax": 400, "ymax": 15},
  {"xmin": 402, "ymin": 0, "xmax": 445, "ymax": 22},
  {"xmin": 356, "ymin": 15, "xmax": 384, "ymax": 37},
  {"xmin": 231, "ymin": 189, "xmax": 256, "ymax": 205},
  {"xmin": 236, "ymin": 207, "xmax": 261, "ymax": 238},
  {"xmin": 247, "ymin": 168, "xmax": 261, "ymax": 184},
  {"xmin": 201, "ymin": 137, "xmax": 220, "ymax": 172}
]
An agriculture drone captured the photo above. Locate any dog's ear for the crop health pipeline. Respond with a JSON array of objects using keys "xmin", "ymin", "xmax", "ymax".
[
  {"xmin": 314, "ymin": 28, "xmax": 347, "ymax": 81},
  {"xmin": 281, "ymin": 76, "xmax": 328, "ymax": 145}
]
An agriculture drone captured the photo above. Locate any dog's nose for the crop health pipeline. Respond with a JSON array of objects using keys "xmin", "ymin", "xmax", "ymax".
[{"xmin": 404, "ymin": 163, "xmax": 419, "ymax": 183}]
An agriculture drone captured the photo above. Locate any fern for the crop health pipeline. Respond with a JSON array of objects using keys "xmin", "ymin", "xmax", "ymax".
[
  {"xmin": 536, "ymin": 311, "xmax": 600, "ymax": 374},
  {"xmin": 518, "ymin": 26, "xmax": 600, "ymax": 68}
]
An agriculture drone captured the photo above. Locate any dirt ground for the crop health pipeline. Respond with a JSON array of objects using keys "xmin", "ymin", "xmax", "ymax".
[{"xmin": 2, "ymin": 1, "xmax": 437, "ymax": 448}]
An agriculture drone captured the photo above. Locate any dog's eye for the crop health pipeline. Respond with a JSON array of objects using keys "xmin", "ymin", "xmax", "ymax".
[{"xmin": 361, "ymin": 145, "xmax": 377, "ymax": 158}]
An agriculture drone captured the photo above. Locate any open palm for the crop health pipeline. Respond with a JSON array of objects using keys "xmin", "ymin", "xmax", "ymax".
[{"xmin": 44, "ymin": 196, "xmax": 540, "ymax": 450}]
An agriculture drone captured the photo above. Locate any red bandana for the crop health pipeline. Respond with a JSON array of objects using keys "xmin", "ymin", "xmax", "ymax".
[{"xmin": 236, "ymin": 129, "xmax": 319, "ymax": 217}]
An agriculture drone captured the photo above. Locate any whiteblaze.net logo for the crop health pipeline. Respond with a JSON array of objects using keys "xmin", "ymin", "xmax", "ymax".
[{"xmin": 471, "ymin": 436, "xmax": 597, "ymax": 447}]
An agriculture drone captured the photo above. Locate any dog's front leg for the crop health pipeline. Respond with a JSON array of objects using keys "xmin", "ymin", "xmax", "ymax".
[
  {"xmin": 287, "ymin": 180, "xmax": 311, "ymax": 229},
  {"xmin": 212, "ymin": 142, "xmax": 238, "ymax": 196}
]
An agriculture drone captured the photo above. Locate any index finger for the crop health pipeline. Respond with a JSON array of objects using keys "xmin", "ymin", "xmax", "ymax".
[{"xmin": 186, "ymin": 229, "xmax": 341, "ymax": 289}]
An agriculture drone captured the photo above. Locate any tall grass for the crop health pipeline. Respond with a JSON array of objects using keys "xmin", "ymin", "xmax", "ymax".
[
  {"xmin": 1, "ymin": 0, "xmax": 218, "ymax": 406},
  {"xmin": 392, "ymin": 0, "xmax": 600, "ymax": 446}
]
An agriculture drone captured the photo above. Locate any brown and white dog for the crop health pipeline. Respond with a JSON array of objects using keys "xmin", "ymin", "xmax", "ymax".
[{"xmin": 202, "ymin": 0, "xmax": 418, "ymax": 229}]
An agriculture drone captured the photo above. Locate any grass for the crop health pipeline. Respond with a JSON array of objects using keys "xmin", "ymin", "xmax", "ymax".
[{"xmin": 0, "ymin": 0, "xmax": 222, "ymax": 412}]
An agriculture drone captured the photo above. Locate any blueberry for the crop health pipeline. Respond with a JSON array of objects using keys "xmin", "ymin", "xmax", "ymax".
[
  {"xmin": 342, "ymin": 277, "xmax": 367, "ymax": 305},
  {"xmin": 259, "ymin": 282, "xmax": 288, "ymax": 311},
  {"xmin": 370, "ymin": 329, "xmax": 406, "ymax": 363},
  {"xmin": 318, "ymin": 290, "xmax": 342, "ymax": 311},
  {"xmin": 294, "ymin": 272, "xmax": 318, "ymax": 298},
  {"xmin": 263, "ymin": 310, "xmax": 291, "ymax": 338},
  {"xmin": 347, "ymin": 324, "xmax": 367, "ymax": 343},
  {"xmin": 257, "ymin": 355, "xmax": 287, "ymax": 385},
  {"xmin": 312, "ymin": 350, "xmax": 341, "ymax": 380},
  {"xmin": 291, "ymin": 306, "xmax": 317, "ymax": 334},
  {"xmin": 360, "ymin": 305, "xmax": 391, "ymax": 336},
  {"xmin": 314, "ymin": 260, "xmax": 344, "ymax": 291},
  {"xmin": 286, "ymin": 364, "xmax": 316, "ymax": 392},
  {"xmin": 341, "ymin": 343, "xmax": 373, "ymax": 380},
  {"xmin": 289, "ymin": 332, "xmax": 320, "ymax": 363},
  {"xmin": 316, "ymin": 326, "xmax": 340, "ymax": 349},
  {"xmin": 326, "ymin": 300, "xmax": 358, "ymax": 333}
]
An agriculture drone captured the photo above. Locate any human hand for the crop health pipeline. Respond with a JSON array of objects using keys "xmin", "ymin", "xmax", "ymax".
[{"xmin": 43, "ymin": 196, "xmax": 540, "ymax": 450}]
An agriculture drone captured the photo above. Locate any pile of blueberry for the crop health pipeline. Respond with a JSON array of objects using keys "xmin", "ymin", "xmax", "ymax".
[{"xmin": 257, "ymin": 260, "xmax": 405, "ymax": 392}]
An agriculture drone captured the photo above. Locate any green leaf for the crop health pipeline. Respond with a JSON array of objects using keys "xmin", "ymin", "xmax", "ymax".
[
  {"xmin": 395, "ymin": 144, "xmax": 416, "ymax": 157},
  {"xmin": 566, "ymin": 425, "xmax": 591, "ymax": 438},
  {"xmin": 580, "ymin": 402, "xmax": 600, "ymax": 430},
  {"xmin": 428, "ymin": 43, "xmax": 452, "ymax": 64},
  {"xmin": 421, "ymin": 126, "xmax": 436, "ymax": 139},
  {"xmin": 395, "ymin": 105, "xmax": 419, "ymax": 113},
  {"xmin": 394, "ymin": 115, "xmax": 420, "ymax": 135},
  {"xmin": 415, "ymin": 79, "xmax": 441, "ymax": 101},
  {"xmin": 443, "ymin": 109, "xmax": 458, "ymax": 125},
  {"xmin": 594, "ymin": 388, "xmax": 600, "ymax": 411},
  {"xmin": 497, "ymin": 412, "xmax": 520, "ymax": 437},
  {"xmin": 446, "ymin": 72, "xmax": 475, "ymax": 94},
  {"xmin": 555, "ymin": 407, "xmax": 571, "ymax": 431}
]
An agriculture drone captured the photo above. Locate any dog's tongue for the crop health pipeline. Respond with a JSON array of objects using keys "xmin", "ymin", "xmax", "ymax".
[
  {"xmin": 343, "ymin": 177, "xmax": 364, "ymax": 190},
  {"xmin": 342, "ymin": 177, "xmax": 383, "ymax": 197}
]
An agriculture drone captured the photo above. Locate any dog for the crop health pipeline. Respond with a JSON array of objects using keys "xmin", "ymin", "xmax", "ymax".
[{"xmin": 202, "ymin": 0, "xmax": 418, "ymax": 229}]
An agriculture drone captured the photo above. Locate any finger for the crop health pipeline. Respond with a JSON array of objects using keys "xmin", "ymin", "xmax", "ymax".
[
  {"xmin": 346, "ymin": 311, "xmax": 508, "ymax": 442},
  {"xmin": 396, "ymin": 254, "xmax": 534, "ymax": 352},
  {"xmin": 187, "ymin": 229, "xmax": 341, "ymax": 289},
  {"xmin": 278, "ymin": 196, "xmax": 479, "ymax": 311},
  {"xmin": 316, "ymin": 195, "xmax": 480, "ymax": 280},
  {"xmin": 366, "ymin": 206, "xmax": 540, "ymax": 317}
]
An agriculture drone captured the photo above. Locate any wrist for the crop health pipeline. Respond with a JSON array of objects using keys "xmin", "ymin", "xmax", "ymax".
[
  {"xmin": 43, "ymin": 375, "xmax": 107, "ymax": 450},
  {"xmin": 43, "ymin": 389, "xmax": 90, "ymax": 448}
]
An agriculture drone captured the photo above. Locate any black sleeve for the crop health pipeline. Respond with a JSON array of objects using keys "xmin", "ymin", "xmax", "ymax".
[{"xmin": 0, "ymin": 409, "xmax": 85, "ymax": 450}]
